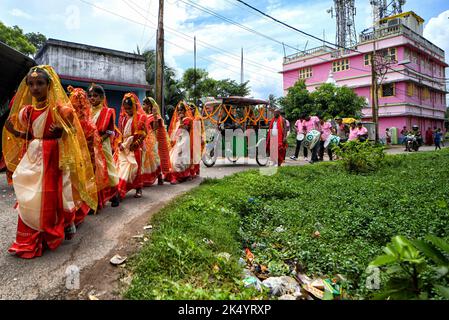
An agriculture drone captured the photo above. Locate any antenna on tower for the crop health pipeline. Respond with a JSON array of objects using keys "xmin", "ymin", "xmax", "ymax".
[
  {"xmin": 371, "ymin": 0, "xmax": 406, "ymax": 24},
  {"xmin": 330, "ymin": 1, "xmax": 357, "ymax": 50}
]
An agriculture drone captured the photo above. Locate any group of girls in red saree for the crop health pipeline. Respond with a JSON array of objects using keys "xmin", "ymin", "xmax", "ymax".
[{"xmin": 2, "ymin": 65, "xmax": 205, "ymax": 258}]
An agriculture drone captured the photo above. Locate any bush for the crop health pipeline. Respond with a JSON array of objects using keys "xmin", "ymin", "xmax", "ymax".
[
  {"xmin": 333, "ymin": 141, "xmax": 385, "ymax": 174},
  {"xmin": 368, "ymin": 235, "xmax": 449, "ymax": 300}
]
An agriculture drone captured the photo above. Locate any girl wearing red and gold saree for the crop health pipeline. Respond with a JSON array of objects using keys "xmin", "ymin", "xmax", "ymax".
[
  {"xmin": 116, "ymin": 93, "xmax": 147, "ymax": 199},
  {"xmin": 141, "ymin": 97, "xmax": 162, "ymax": 187},
  {"xmin": 2, "ymin": 65, "xmax": 97, "ymax": 259},
  {"xmin": 188, "ymin": 104, "xmax": 206, "ymax": 179},
  {"xmin": 167, "ymin": 102, "xmax": 194, "ymax": 185},
  {"xmin": 88, "ymin": 84, "xmax": 120, "ymax": 207},
  {"xmin": 142, "ymin": 97, "xmax": 172, "ymax": 185},
  {"xmin": 68, "ymin": 86, "xmax": 109, "ymax": 219}
]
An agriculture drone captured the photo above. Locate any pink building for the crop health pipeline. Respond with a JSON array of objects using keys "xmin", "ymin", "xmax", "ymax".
[{"xmin": 281, "ymin": 11, "xmax": 447, "ymax": 138}]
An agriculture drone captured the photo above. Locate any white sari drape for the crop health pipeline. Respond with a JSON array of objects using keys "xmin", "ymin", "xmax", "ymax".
[
  {"xmin": 92, "ymin": 108, "xmax": 119, "ymax": 187},
  {"xmin": 117, "ymin": 117, "xmax": 139, "ymax": 184},
  {"xmin": 169, "ymin": 121, "xmax": 191, "ymax": 173},
  {"xmin": 13, "ymin": 108, "xmax": 75, "ymax": 231}
]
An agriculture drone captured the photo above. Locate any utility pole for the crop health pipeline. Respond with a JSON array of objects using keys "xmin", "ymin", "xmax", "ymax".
[
  {"xmin": 194, "ymin": 35, "xmax": 197, "ymax": 103},
  {"xmin": 240, "ymin": 47, "xmax": 244, "ymax": 84},
  {"xmin": 371, "ymin": 34, "xmax": 379, "ymax": 143},
  {"xmin": 155, "ymin": 0, "xmax": 165, "ymax": 117}
]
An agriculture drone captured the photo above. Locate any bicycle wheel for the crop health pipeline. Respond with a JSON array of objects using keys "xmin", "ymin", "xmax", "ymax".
[
  {"xmin": 256, "ymin": 138, "xmax": 268, "ymax": 166},
  {"xmin": 202, "ymin": 147, "xmax": 217, "ymax": 167}
]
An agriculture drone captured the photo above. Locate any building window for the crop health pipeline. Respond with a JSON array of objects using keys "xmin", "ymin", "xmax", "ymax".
[
  {"xmin": 407, "ymin": 82, "xmax": 414, "ymax": 96},
  {"xmin": 404, "ymin": 47, "xmax": 410, "ymax": 60},
  {"xmin": 389, "ymin": 48, "xmax": 397, "ymax": 62},
  {"xmin": 423, "ymin": 87, "xmax": 430, "ymax": 100},
  {"xmin": 364, "ymin": 54, "xmax": 371, "ymax": 66},
  {"xmin": 299, "ymin": 67, "xmax": 312, "ymax": 79},
  {"xmin": 333, "ymin": 58, "xmax": 349, "ymax": 72},
  {"xmin": 381, "ymin": 83, "xmax": 395, "ymax": 97},
  {"xmin": 412, "ymin": 51, "xmax": 418, "ymax": 64},
  {"xmin": 379, "ymin": 47, "xmax": 397, "ymax": 63}
]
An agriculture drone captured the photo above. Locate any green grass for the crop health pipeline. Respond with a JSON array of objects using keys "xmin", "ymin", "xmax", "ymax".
[{"xmin": 125, "ymin": 149, "xmax": 449, "ymax": 300}]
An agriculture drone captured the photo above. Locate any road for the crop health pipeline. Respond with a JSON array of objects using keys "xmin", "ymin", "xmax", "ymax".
[{"xmin": 0, "ymin": 145, "xmax": 445, "ymax": 299}]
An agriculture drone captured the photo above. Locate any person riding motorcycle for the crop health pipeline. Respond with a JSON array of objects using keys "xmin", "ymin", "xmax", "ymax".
[{"xmin": 405, "ymin": 125, "xmax": 422, "ymax": 151}]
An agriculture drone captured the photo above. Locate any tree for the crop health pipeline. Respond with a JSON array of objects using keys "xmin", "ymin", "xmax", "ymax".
[
  {"xmin": 164, "ymin": 66, "xmax": 184, "ymax": 108},
  {"xmin": 268, "ymin": 94, "xmax": 277, "ymax": 108},
  {"xmin": 0, "ymin": 22, "xmax": 36, "ymax": 55},
  {"xmin": 181, "ymin": 68, "xmax": 250, "ymax": 100},
  {"xmin": 310, "ymin": 83, "xmax": 366, "ymax": 119},
  {"xmin": 213, "ymin": 79, "xmax": 250, "ymax": 97},
  {"xmin": 25, "ymin": 32, "xmax": 47, "ymax": 52},
  {"xmin": 142, "ymin": 49, "xmax": 185, "ymax": 108},
  {"xmin": 143, "ymin": 49, "xmax": 157, "ymax": 87},
  {"xmin": 181, "ymin": 68, "xmax": 209, "ymax": 101},
  {"xmin": 278, "ymin": 80, "xmax": 313, "ymax": 121},
  {"xmin": 279, "ymin": 80, "xmax": 366, "ymax": 121}
]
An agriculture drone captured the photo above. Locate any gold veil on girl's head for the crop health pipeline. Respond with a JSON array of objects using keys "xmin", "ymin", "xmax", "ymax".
[
  {"xmin": 2, "ymin": 65, "xmax": 98, "ymax": 210},
  {"xmin": 168, "ymin": 100, "xmax": 194, "ymax": 138}
]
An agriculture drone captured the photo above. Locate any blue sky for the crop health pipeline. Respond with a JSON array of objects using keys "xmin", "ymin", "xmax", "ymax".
[{"xmin": 1, "ymin": 0, "xmax": 448, "ymax": 98}]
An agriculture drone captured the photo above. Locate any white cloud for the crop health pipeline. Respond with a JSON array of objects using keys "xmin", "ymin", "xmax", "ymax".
[
  {"xmin": 423, "ymin": 10, "xmax": 449, "ymax": 62},
  {"xmin": 9, "ymin": 8, "xmax": 32, "ymax": 20},
  {"xmin": 424, "ymin": 10, "xmax": 449, "ymax": 104}
]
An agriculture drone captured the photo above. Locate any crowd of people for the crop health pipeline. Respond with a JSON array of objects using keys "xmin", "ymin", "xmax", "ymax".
[
  {"xmin": 288, "ymin": 114, "xmax": 368, "ymax": 164},
  {"xmin": 2, "ymin": 65, "xmax": 205, "ymax": 259},
  {"xmin": 394, "ymin": 125, "xmax": 445, "ymax": 150}
]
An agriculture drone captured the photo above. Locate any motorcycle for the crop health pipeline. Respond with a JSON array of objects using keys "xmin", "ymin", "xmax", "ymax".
[{"xmin": 405, "ymin": 134, "xmax": 420, "ymax": 152}]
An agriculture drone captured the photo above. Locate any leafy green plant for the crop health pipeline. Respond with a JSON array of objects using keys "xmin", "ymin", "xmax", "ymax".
[
  {"xmin": 333, "ymin": 140, "xmax": 385, "ymax": 174},
  {"xmin": 369, "ymin": 235, "xmax": 449, "ymax": 300}
]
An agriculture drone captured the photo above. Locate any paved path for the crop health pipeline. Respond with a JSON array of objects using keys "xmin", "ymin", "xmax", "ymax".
[{"xmin": 0, "ymin": 145, "xmax": 445, "ymax": 299}]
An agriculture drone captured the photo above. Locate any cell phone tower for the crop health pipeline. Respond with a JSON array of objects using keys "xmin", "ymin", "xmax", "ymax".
[
  {"xmin": 370, "ymin": 0, "xmax": 406, "ymax": 24},
  {"xmin": 328, "ymin": 0, "xmax": 358, "ymax": 49}
]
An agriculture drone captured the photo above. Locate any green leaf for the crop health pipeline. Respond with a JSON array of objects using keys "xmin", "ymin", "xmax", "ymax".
[
  {"xmin": 426, "ymin": 235, "xmax": 449, "ymax": 255},
  {"xmin": 434, "ymin": 285, "xmax": 449, "ymax": 299},
  {"xmin": 383, "ymin": 244, "xmax": 398, "ymax": 257},
  {"xmin": 412, "ymin": 239, "xmax": 449, "ymax": 266},
  {"xmin": 323, "ymin": 290, "xmax": 334, "ymax": 300},
  {"xmin": 370, "ymin": 254, "xmax": 397, "ymax": 267}
]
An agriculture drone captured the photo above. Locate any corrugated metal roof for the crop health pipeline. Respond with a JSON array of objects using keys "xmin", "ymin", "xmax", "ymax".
[{"xmin": 35, "ymin": 38, "xmax": 146, "ymax": 62}]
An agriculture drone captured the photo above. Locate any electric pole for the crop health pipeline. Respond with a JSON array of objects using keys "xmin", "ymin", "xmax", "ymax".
[
  {"xmin": 240, "ymin": 47, "xmax": 244, "ymax": 85},
  {"xmin": 155, "ymin": 0, "xmax": 165, "ymax": 117},
  {"xmin": 371, "ymin": 35, "xmax": 379, "ymax": 143},
  {"xmin": 194, "ymin": 35, "xmax": 197, "ymax": 104}
]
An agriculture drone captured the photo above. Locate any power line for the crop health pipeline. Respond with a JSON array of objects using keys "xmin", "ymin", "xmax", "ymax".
[
  {"xmin": 224, "ymin": 0, "xmax": 317, "ymax": 41},
  {"xmin": 124, "ymin": 0, "xmax": 282, "ymax": 74},
  {"xmin": 178, "ymin": 0, "xmax": 301, "ymax": 53},
  {"xmin": 235, "ymin": 0, "xmax": 360, "ymax": 53},
  {"xmin": 77, "ymin": 0, "xmax": 290, "ymax": 87},
  {"xmin": 80, "ymin": 0, "xmax": 283, "ymax": 76},
  {"xmin": 139, "ymin": 0, "xmax": 153, "ymax": 49},
  {"xmin": 122, "ymin": 0, "xmax": 290, "ymax": 81},
  {"xmin": 164, "ymin": 38, "xmax": 281, "ymax": 87}
]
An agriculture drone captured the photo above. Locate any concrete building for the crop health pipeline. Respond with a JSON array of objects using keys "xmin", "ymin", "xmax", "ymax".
[
  {"xmin": 281, "ymin": 11, "xmax": 447, "ymax": 138},
  {"xmin": 35, "ymin": 38, "xmax": 149, "ymax": 117}
]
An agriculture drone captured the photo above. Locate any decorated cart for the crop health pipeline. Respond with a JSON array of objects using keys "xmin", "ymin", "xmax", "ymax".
[{"xmin": 200, "ymin": 96, "xmax": 272, "ymax": 167}]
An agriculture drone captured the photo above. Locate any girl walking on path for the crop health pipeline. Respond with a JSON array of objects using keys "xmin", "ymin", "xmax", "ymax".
[{"xmin": 3, "ymin": 65, "xmax": 97, "ymax": 258}]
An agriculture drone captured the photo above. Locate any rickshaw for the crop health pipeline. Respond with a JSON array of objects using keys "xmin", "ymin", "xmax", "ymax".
[{"xmin": 200, "ymin": 96, "xmax": 272, "ymax": 167}]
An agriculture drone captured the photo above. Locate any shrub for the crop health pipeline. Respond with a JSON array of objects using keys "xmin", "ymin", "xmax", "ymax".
[
  {"xmin": 333, "ymin": 141, "xmax": 385, "ymax": 174},
  {"xmin": 368, "ymin": 235, "xmax": 449, "ymax": 300}
]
